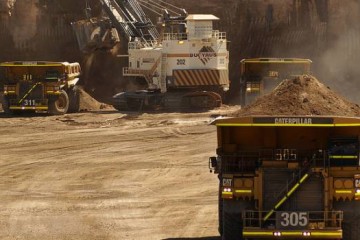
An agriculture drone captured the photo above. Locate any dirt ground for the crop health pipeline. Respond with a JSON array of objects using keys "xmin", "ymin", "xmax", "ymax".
[{"xmin": 0, "ymin": 106, "xmax": 239, "ymax": 240}]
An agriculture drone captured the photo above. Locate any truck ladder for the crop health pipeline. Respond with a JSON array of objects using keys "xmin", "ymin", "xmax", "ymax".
[
  {"xmin": 18, "ymin": 82, "xmax": 41, "ymax": 104},
  {"xmin": 263, "ymin": 165, "xmax": 312, "ymax": 221}
]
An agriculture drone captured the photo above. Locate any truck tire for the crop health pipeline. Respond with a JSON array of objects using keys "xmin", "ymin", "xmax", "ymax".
[
  {"xmin": 334, "ymin": 201, "xmax": 360, "ymax": 240},
  {"xmin": 342, "ymin": 212, "xmax": 360, "ymax": 240},
  {"xmin": 2, "ymin": 95, "xmax": 10, "ymax": 114},
  {"xmin": 67, "ymin": 86, "xmax": 80, "ymax": 113},
  {"xmin": 343, "ymin": 220, "xmax": 360, "ymax": 240},
  {"xmin": 48, "ymin": 90, "xmax": 69, "ymax": 115},
  {"xmin": 222, "ymin": 199, "xmax": 249, "ymax": 240},
  {"xmin": 218, "ymin": 185, "xmax": 223, "ymax": 235}
]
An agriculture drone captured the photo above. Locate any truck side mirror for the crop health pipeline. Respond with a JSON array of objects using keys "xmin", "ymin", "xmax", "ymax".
[{"xmin": 209, "ymin": 156, "xmax": 217, "ymax": 172}]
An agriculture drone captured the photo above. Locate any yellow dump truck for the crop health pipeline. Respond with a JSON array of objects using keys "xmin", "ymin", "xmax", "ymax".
[
  {"xmin": 0, "ymin": 61, "xmax": 81, "ymax": 114},
  {"xmin": 209, "ymin": 116, "xmax": 360, "ymax": 240},
  {"xmin": 240, "ymin": 58, "xmax": 312, "ymax": 105}
]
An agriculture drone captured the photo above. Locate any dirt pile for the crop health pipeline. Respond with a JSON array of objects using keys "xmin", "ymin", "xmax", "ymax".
[
  {"xmin": 78, "ymin": 87, "xmax": 113, "ymax": 111},
  {"xmin": 234, "ymin": 75, "xmax": 360, "ymax": 117}
]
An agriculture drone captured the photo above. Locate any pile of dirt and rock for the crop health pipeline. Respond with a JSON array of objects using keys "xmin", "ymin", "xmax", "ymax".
[
  {"xmin": 78, "ymin": 87, "xmax": 113, "ymax": 111},
  {"xmin": 234, "ymin": 75, "xmax": 360, "ymax": 117}
]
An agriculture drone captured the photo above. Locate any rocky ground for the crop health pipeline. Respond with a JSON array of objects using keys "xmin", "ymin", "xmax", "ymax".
[
  {"xmin": 1, "ymin": 75, "xmax": 360, "ymax": 239},
  {"xmin": 0, "ymin": 103, "xmax": 239, "ymax": 240}
]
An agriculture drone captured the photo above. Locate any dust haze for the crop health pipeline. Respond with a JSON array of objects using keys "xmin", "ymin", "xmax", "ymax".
[
  {"xmin": 317, "ymin": 0, "xmax": 360, "ymax": 103},
  {"xmin": 11, "ymin": 0, "xmax": 39, "ymax": 50},
  {"xmin": 1, "ymin": 0, "xmax": 360, "ymax": 103}
]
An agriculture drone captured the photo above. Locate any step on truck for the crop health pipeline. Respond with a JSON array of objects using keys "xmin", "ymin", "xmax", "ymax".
[
  {"xmin": 209, "ymin": 116, "xmax": 360, "ymax": 240},
  {"xmin": 0, "ymin": 61, "xmax": 81, "ymax": 115}
]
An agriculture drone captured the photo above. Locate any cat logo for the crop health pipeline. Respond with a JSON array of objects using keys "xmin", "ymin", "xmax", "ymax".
[
  {"xmin": 223, "ymin": 178, "xmax": 232, "ymax": 187},
  {"xmin": 355, "ymin": 175, "xmax": 360, "ymax": 188}
]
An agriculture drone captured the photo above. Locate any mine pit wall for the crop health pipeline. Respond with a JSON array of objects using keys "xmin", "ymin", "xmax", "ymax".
[
  {"xmin": 0, "ymin": 0, "xmax": 81, "ymax": 61},
  {"xmin": 1, "ymin": 0, "xmax": 360, "ymax": 103},
  {"xmin": 0, "ymin": 0, "xmax": 126, "ymax": 100}
]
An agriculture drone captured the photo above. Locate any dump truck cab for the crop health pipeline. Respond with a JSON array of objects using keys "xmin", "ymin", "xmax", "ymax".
[
  {"xmin": 1, "ymin": 61, "xmax": 81, "ymax": 115},
  {"xmin": 240, "ymin": 58, "xmax": 312, "ymax": 105},
  {"xmin": 210, "ymin": 116, "xmax": 360, "ymax": 240}
]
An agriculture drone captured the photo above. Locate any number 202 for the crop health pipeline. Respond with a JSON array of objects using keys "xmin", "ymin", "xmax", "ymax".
[{"xmin": 177, "ymin": 59, "xmax": 185, "ymax": 65}]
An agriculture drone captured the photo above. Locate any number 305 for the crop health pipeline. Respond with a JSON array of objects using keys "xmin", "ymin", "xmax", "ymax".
[{"xmin": 280, "ymin": 212, "xmax": 308, "ymax": 227}]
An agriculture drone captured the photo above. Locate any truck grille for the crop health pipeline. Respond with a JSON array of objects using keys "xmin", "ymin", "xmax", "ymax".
[{"xmin": 18, "ymin": 82, "xmax": 44, "ymax": 99}]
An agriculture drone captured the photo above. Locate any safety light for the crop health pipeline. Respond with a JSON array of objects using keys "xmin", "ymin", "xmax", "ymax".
[
  {"xmin": 273, "ymin": 232, "xmax": 282, "ymax": 237},
  {"xmin": 303, "ymin": 232, "xmax": 311, "ymax": 236},
  {"xmin": 355, "ymin": 189, "xmax": 360, "ymax": 200},
  {"xmin": 45, "ymin": 86, "xmax": 60, "ymax": 93},
  {"xmin": 4, "ymin": 85, "xmax": 16, "ymax": 95}
]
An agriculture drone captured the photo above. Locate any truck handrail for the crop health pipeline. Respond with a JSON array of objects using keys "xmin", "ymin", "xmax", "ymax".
[{"xmin": 243, "ymin": 210, "xmax": 343, "ymax": 229}]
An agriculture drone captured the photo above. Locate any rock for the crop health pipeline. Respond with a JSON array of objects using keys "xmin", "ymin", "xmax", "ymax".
[{"xmin": 78, "ymin": 87, "xmax": 113, "ymax": 111}]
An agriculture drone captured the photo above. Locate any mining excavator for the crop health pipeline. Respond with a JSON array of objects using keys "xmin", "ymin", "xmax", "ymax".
[{"xmin": 72, "ymin": 0, "xmax": 229, "ymax": 111}]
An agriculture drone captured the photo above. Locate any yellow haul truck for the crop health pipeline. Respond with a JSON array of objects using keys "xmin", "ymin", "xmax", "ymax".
[
  {"xmin": 240, "ymin": 58, "xmax": 312, "ymax": 105},
  {"xmin": 209, "ymin": 116, "xmax": 360, "ymax": 240},
  {"xmin": 0, "ymin": 61, "xmax": 81, "ymax": 115}
]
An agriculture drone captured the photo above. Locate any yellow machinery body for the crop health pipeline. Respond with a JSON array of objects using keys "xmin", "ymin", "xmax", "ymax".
[
  {"xmin": 0, "ymin": 61, "xmax": 81, "ymax": 114},
  {"xmin": 210, "ymin": 116, "xmax": 360, "ymax": 239}
]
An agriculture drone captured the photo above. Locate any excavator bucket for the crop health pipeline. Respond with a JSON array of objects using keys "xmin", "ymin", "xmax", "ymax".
[{"xmin": 71, "ymin": 18, "xmax": 120, "ymax": 53}]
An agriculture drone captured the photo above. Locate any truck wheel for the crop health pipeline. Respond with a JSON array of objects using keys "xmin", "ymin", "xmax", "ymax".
[
  {"xmin": 343, "ymin": 212, "xmax": 360, "ymax": 240},
  {"xmin": 67, "ymin": 86, "xmax": 80, "ymax": 113},
  {"xmin": 1, "ymin": 95, "xmax": 11, "ymax": 114},
  {"xmin": 48, "ymin": 90, "xmax": 69, "ymax": 115},
  {"xmin": 223, "ymin": 210, "xmax": 242, "ymax": 240},
  {"xmin": 218, "ymin": 185, "xmax": 223, "ymax": 235},
  {"xmin": 342, "ymin": 214, "xmax": 360, "ymax": 240},
  {"xmin": 334, "ymin": 201, "xmax": 360, "ymax": 240},
  {"xmin": 222, "ymin": 200, "xmax": 245, "ymax": 240}
]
